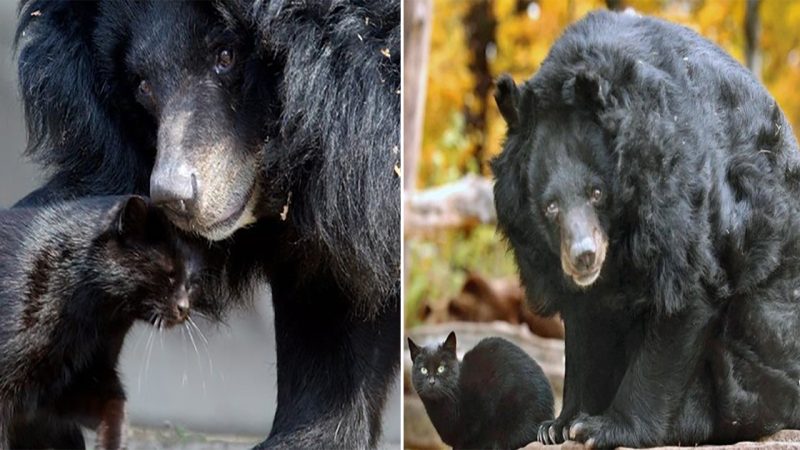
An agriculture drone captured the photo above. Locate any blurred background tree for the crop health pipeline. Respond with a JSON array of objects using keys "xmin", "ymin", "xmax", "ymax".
[{"xmin": 406, "ymin": 0, "xmax": 800, "ymax": 328}]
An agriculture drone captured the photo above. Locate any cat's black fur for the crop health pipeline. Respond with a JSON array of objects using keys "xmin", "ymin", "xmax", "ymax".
[
  {"xmin": 408, "ymin": 332, "xmax": 554, "ymax": 450},
  {"xmin": 0, "ymin": 196, "xmax": 204, "ymax": 449}
]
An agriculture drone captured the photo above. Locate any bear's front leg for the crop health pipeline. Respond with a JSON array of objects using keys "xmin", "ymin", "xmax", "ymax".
[
  {"xmin": 568, "ymin": 306, "xmax": 713, "ymax": 448},
  {"xmin": 257, "ymin": 278, "xmax": 400, "ymax": 449},
  {"xmin": 539, "ymin": 303, "xmax": 626, "ymax": 445}
]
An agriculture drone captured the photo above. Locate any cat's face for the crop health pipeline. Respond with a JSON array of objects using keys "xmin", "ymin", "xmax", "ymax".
[
  {"xmin": 124, "ymin": 237, "xmax": 202, "ymax": 328},
  {"xmin": 97, "ymin": 196, "xmax": 204, "ymax": 328},
  {"xmin": 408, "ymin": 332, "xmax": 460, "ymax": 400}
]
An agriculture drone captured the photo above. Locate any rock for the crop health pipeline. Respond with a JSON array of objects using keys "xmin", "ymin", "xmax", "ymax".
[
  {"xmin": 518, "ymin": 429, "xmax": 800, "ymax": 450},
  {"xmin": 403, "ymin": 396, "xmax": 446, "ymax": 450}
]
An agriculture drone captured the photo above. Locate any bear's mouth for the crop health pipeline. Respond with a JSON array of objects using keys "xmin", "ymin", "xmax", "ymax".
[
  {"xmin": 570, "ymin": 267, "xmax": 602, "ymax": 287},
  {"xmin": 561, "ymin": 236, "xmax": 607, "ymax": 288},
  {"xmin": 200, "ymin": 183, "xmax": 261, "ymax": 241},
  {"xmin": 167, "ymin": 181, "xmax": 260, "ymax": 241}
]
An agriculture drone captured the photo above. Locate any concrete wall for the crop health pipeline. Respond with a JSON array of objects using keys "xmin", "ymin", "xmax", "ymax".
[
  {"xmin": 0, "ymin": 3, "xmax": 37, "ymax": 206},
  {"xmin": 0, "ymin": 4, "xmax": 400, "ymax": 446}
]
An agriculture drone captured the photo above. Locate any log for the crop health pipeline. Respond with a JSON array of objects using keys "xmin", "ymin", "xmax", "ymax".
[{"xmin": 404, "ymin": 174, "xmax": 496, "ymax": 236}]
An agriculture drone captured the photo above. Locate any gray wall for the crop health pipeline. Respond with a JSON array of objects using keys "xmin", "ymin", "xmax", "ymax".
[
  {"xmin": 0, "ymin": 3, "xmax": 400, "ymax": 445},
  {"xmin": 0, "ymin": 2, "xmax": 37, "ymax": 206}
]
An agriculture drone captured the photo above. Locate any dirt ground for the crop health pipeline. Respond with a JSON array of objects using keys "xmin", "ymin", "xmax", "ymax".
[
  {"xmin": 85, "ymin": 425, "xmax": 257, "ymax": 450},
  {"xmin": 91, "ymin": 424, "xmax": 401, "ymax": 449}
]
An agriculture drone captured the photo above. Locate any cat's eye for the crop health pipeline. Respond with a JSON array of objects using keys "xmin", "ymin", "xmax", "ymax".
[
  {"xmin": 437, "ymin": 365, "xmax": 445, "ymax": 374},
  {"xmin": 420, "ymin": 367, "xmax": 428, "ymax": 375}
]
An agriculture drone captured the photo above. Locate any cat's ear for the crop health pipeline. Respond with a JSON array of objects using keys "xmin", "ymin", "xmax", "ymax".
[
  {"xmin": 495, "ymin": 74, "xmax": 520, "ymax": 128},
  {"xmin": 443, "ymin": 331, "xmax": 457, "ymax": 354},
  {"xmin": 407, "ymin": 338, "xmax": 421, "ymax": 361},
  {"xmin": 115, "ymin": 196, "xmax": 150, "ymax": 241}
]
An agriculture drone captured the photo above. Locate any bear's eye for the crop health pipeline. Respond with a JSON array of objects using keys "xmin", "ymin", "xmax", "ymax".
[
  {"xmin": 590, "ymin": 188, "xmax": 603, "ymax": 203},
  {"xmin": 420, "ymin": 367, "xmax": 428, "ymax": 375},
  {"xmin": 215, "ymin": 48, "xmax": 235, "ymax": 73},
  {"xmin": 138, "ymin": 79, "xmax": 152, "ymax": 97},
  {"xmin": 437, "ymin": 365, "xmax": 445, "ymax": 374},
  {"xmin": 545, "ymin": 201, "xmax": 559, "ymax": 217}
]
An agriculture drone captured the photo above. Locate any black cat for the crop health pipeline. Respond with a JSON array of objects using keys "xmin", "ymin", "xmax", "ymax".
[
  {"xmin": 408, "ymin": 332, "xmax": 554, "ymax": 450},
  {"xmin": 0, "ymin": 196, "xmax": 204, "ymax": 449}
]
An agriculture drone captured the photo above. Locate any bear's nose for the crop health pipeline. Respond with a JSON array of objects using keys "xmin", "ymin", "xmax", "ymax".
[
  {"xmin": 150, "ymin": 166, "xmax": 198, "ymax": 216},
  {"xmin": 575, "ymin": 250, "xmax": 596, "ymax": 271},
  {"xmin": 570, "ymin": 236, "xmax": 596, "ymax": 271}
]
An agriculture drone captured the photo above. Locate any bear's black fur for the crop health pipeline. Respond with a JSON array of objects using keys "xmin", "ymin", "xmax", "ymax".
[
  {"xmin": 14, "ymin": 1, "xmax": 399, "ymax": 448},
  {"xmin": 493, "ymin": 10, "xmax": 800, "ymax": 447}
]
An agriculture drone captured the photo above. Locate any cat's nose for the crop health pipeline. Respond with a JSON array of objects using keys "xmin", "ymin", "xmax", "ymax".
[
  {"xmin": 428, "ymin": 377, "xmax": 435, "ymax": 386},
  {"xmin": 177, "ymin": 295, "xmax": 190, "ymax": 319}
]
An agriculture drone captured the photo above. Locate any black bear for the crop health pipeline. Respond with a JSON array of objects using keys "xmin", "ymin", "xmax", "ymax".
[
  {"xmin": 14, "ymin": 0, "xmax": 399, "ymax": 448},
  {"xmin": 493, "ymin": 10, "xmax": 800, "ymax": 448}
]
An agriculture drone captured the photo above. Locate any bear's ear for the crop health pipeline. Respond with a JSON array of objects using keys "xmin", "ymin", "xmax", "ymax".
[
  {"xmin": 443, "ymin": 331, "xmax": 457, "ymax": 354},
  {"xmin": 495, "ymin": 74, "xmax": 521, "ymax": 128},
  {"xmin": 563, "ymin": 70, "xmax": 610, "ymax": 110},
  {"xmin": 407, "ymin": 337, "xmax": 421, "ymax": 362},
  {"xmin": 115, "ymin": 196, "xmax": 150, "ymax": 241}
]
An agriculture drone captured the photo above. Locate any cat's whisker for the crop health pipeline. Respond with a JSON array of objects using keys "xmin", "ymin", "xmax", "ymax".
[
  {"xmin": 136, "ymin": 332, "xmax": 146, "ymax": 394},
  {"xmin": 180, "ymin": 325, "xmax": 189, "ymax": 388},
  {"xmin": 188, "ymin": 317, "xmax": 214, "ymax": 376},
  {"xmin": 184, "ymin": 322, "xmax": 203, "ymax": 374},
  {"xmin": 187, "ymin": 317, "xmax": 209, "ymax": 345},
  {"xmin": 191, "ymin": 310, "xmax": 217, "ymax": 323},
  {"xmin": 143, "ymin": 325, "xmax": 156, "ymax": 383},
  {"xmin": 184, "ymin": 323, "xmax": 211, "ymax": 396},
  {"xmin": 129, "ymin": 325, "xmax": 144, "ymax": 357},
  {"xmin": 158, "ymin": 317, "xmax": 165, "ymax": 351},
  {"xmin": 138, "ymin": 323, "xmax": 155, "ymax": 393}
]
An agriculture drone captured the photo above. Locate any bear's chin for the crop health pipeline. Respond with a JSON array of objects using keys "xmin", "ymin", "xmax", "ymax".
[
  {"xmin": 183, "ymin": 188, "xmax": 262, "ymax": 242},
  {"xmin": 571, "ymin": 268, "xmax": 601, "ymax": 287}
]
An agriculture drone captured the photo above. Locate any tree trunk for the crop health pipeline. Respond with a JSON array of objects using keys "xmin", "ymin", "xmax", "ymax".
[
  {"xmin": 606, "ymin": 0, "xmax": 627, "ymax": 11},
  {"xmin": 463, "ymin": 0, "xmax": 497, "ymax": 176},
  {"xmin": 402, "ymin": 0, "xmax": 432, "ymax": 192},
  {"xmin": 745, "ymin": 0, "xmax": 762, "ymax": 79}
]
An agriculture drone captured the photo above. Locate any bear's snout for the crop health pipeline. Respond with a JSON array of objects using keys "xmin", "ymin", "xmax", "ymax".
[
  {"xmin": 560, "ymin": 207, "xmax": 608, "ymax": 287},
  {"xmin": 570, "ymin": 236, "xmax": 597, "ymax": 271}
]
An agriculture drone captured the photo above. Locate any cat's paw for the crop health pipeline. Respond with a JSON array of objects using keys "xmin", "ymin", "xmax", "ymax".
[{"xmin": 537, "ymin": 419, "xmax": 569, "ymax": 445}]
